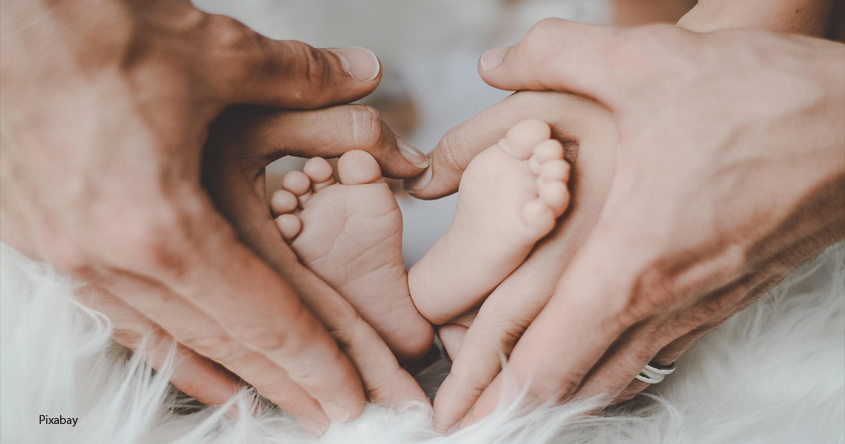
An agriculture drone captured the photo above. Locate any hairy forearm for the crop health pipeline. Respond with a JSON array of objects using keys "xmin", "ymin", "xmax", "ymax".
[{"xmin": 678, "ymin": 0, "xmax": 840, "ymax": 37}]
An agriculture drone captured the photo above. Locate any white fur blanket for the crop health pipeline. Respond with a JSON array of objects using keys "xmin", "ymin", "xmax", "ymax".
[{"xmin": 1, "ymin": 242, "xmax": 843, "ymax": 444}]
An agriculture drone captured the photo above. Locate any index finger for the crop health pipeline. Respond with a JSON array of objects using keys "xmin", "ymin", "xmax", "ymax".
[{"xmin": 209, "ymin": 105, "xmax": 430, "ymax": 180}]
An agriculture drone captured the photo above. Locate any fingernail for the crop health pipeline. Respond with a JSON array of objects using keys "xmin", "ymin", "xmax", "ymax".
[
  {"xmin": 330, "ymin": 47, "xmax": 380, "ymax": 81},
  {"xmin": 398, "ymin": 138, "xmax": 430, "ymax": 169},
  {"xmin": 319, "ymin": 400, "xmax": 351, "ymax": 422},
  {"xmin": 404, "ymin": 165, "xmax": 432, "ymax": 191},
  {"xmin": 480, "ymin": 46, "xmax": 509, "ymax": 71},
  {"xmin": 295, "ymin": 414, "xmax": 329, "ymax": 437}
]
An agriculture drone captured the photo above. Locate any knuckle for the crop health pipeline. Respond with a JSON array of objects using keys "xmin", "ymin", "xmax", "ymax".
[
  {"xmin": 435, "ymin": 128, "xmax": 475, "ymax": 174},
  {"xmin": 206, "ymin": 15, "xmax": 260, "ymax": 54},
  {"xmin": 361, "ymin": 360, "xmax": 405, "ymax": 400},
  {"xmin": 622, "ymin": 264, "xmax": 676, "ymax": 325},
  {"xmin": 288, "ymin": 366, "xmax": 330, "ymax": 388},
  {"xmin": 521, "ymin": 18, "xmax": 565, "ymax": 61},
  {"xmin": 38, "ymin": 230, "xmax": 97, "ymax": 281},
  {"xmin": 112, "ymin": 326, "xmax": 173, "ymax": 358},
  {"xmin": 183, "ymin": 333, "xmax": 243, "ymax": 362},
  {"xmin": 530, "ymin": 372, "xmax": 578, "ymax": 403},
  {"xmin": 348, "ymin": 105, "xmax": 387, "ymax": 150},
  {"xmin": 524, "ymin": 18, "xmax": 565, "ymax": 45},
  {"xmin": 324, "ymin": 308, "xmax": 366, "ymax": 354},
  {"xmin": 254, "ymin": 377, "xmax": 298, "ymax": 400},
  {"xmin": 237, "ymin": 323, "xmax": 293, "ymax": 354},
  {"xmin": 42, "ymin": 237, "xmax": 94, "ymax": 278},
  {"xmin": 104, "ymin": 204, "xmax": 196, "ymax": 280},
  {"xmin": 615, "ymin": 384, "xmax": 645, "ymax": 404},
  {"xmin": 284, "ymin": 40, "xmax": 333, "ymax": 89},
  {"xmin": 115, "ymin": 219, "xmax": 178, "ymax": 272},
  {"xmin": 202, "ymin": 15, "xmax": 269, "ymax": 89},
  {"xmin": 112, "ymin": 328, "xmax": 145, "ymax": 350},
  {"xmin": 607, "ymin": 25, "xmax": 688, "ymax": 73}
]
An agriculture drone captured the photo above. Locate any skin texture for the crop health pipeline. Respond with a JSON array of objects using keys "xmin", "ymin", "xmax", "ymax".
[
  {"xmin": 0, "ymin": 0, "xmax": 429, "ymax": 433},
  {"xmin": 406, "ymin": 2, "xmax": 845, "ymax": 432}
]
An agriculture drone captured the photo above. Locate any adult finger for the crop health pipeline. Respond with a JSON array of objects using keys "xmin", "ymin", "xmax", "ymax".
[
  {"xmin": 211, "ymin": 105, "xmax": 430, "ymax": 179},
  {"xmin": 101, "ymin": 193, "xmax": 367, "ymax": 423},
  {"xmin": 437, "ymin": 323, "xmax": 468, "ymax": 361},
  {"xmin": 611, "ymin": 329, "xmax": 705, "ymax": 405},
  {"xmin": 99, "ymin": 269, "xmax": 339, "ymax": 429},
  {"xmin": 465, "ymin": 217, "xmax": 776, "ymax": 422},
  {"xmin": 198, "ymin": 15, "xmax": 382, "ymax": 108},
  {"xmin": 405, "ymin": 91, "xmax": 607, "ymax": 200},
  {"xmin": 433, "ymin": 237, "xmax": 565, "ymax": 431},
  {"xmin": 76, "ymin": 285, "xmax": 241, "ymax": 407},
  {"xmin": 464, "ymin": 226, "xmax": 644, "ymax": 423}
]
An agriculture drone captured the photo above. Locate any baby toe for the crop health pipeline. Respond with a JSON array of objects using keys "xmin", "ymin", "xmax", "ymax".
[
  {"xmin": 540, "ymin": 159, "xmax": 570, "ymax": 183},
  {"xmin": 283, "ymin": 170, "xmax": 311, "ymax": 195},
  {"xmin": 539, "ymin": 181, "xmax": 570, "ymax": 215},
  {"xmin": 303, "ymin": 157, "xmax": 336, "ymax": 192},
  {"xmin": 270, "ymin": 190, "xmax": 300, "ymax": 216},
  {"xmin": 282, "ymin": 170, "xmax": 313, "ymax": 205},
  {"xmin": 275, "ymin": 214, "xmax": 303, "ymax": 240},
  {"xmin": 532, "ymin": 139, "xmax": 564, "ymax": 163},
  {"xmin": 501, "ymin": 120, "xmax": 551, "ymax": 160},
  {"xmin": 338, "ymin": 150, "xmax": 382, "ymax": 185}
]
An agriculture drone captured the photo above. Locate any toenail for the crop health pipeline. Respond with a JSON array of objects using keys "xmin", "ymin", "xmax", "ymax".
[
  {"xmin": 404, "ymin": 166, "xmax": 432, "ymax": 191},
  {"xmin": 398, "ymin": 138, "xmax": 430, "ymax": 169},
  {"xmin": 480, "ymin": 46, "xmax": 509, "ymax": 71},
  {"xmin": 330, "ymin": 47, "xmax": 381, "ymax": 81}
]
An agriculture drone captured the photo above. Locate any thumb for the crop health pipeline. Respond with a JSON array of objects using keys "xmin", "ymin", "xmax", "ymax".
[
  {"xmin": 404, "ymin": 110, "xmax": 511, "ymax": 199},
  {"xmin": 202, "ymin": 15, "xmax": 382, "ymax": 109},
  {"xmin": 477, "ymin": 19, "xmax": 630, "ymax": 107},
  {"xmin": 209, "ymin": 105, "xmax": 430, "ymax": 179}
]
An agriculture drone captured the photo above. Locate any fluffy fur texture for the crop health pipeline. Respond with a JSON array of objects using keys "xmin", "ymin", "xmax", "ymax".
[{"xmin": 1, "ymin": 242, "xmax": 843, "ymax": 444}]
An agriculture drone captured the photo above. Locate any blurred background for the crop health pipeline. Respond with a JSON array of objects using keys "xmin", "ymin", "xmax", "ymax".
[{"xmin": 192, "ymin": 0, "xmax": 696, "ymax": 266}]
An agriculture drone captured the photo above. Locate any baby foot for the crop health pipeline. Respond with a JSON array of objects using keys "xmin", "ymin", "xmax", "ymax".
[
  {"xmin": 408, "ymin": 120, "xmax": 570, "ymax": 325},
  {"xmin": 271, "ymin": 151, "xmax": 434, "ymax": 362}
]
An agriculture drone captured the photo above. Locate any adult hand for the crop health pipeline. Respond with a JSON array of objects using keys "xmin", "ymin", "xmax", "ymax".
[
  {"xmin": 0, "ymin": 0, "xmax": 428, "ymax": 432},
  {"xmin": 408, "ymin": 19, "xmax": 844, "ymax": 428},
  {"xmin": 461, "ymin": 20, "xmax": 844, "ymax": 423}
]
